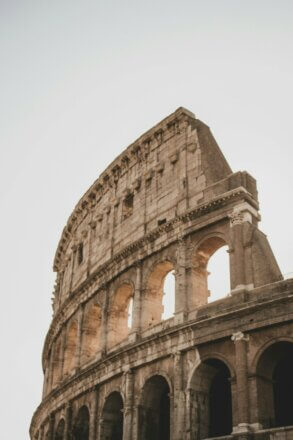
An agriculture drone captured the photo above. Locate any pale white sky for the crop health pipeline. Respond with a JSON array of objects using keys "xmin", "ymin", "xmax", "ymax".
[{"xmin": 1, "ymin": 1, "xmax": 293, "ymax": 437}]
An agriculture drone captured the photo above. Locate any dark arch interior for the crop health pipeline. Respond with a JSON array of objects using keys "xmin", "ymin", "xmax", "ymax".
[
  {"xmin": 257, "ymin": 341, "xmax": 293, "ymax": 428},
  {"xmin": 190, "ymin": 358, "xmax": 232, "ymax": 439},
  {"xmin": 206, "ymin": 359, "xmax": 232, "ymax": 437},
  {"xmin": 101, "ymin": 392, "xmax": 124, "ymax": 440},
  {"xmin": 73, "ymin": 406, "xmax": 90, "ymax": 440},
  {"xmin": 54, "ymin": 419, "xmax": 65, "ymax": 440},
  {"xmin": 139, "ymin": 375, "xmax": 170, "ymax": 440}
]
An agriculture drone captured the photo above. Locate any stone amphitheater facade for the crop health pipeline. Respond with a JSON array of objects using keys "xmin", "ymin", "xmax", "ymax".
[{"xmin": 30, "ymin": 108, "xmax": 293, "ymax": 440}]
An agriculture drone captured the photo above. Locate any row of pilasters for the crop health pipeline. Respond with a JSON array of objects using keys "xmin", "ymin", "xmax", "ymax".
[
  {"xmin": 38, "ymin": 331, "xmax": 253, "ymax": 440},
  {"xmin": 44, "ymin": 216, "xmax": 256, "ymax": 398}
]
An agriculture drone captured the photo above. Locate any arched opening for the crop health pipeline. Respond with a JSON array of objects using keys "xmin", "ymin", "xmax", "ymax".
[
  {"xmin": 139, "ymin": 375, "xmax": 170, "ymax": 440},
  {"xmin": 54, "ymin": 418, "xmax": 65, "ymax": 440},
  {"xmin": 72, "ymin": 406, "xmax": 90, "ymax": 440},
  {"xmin": 51, "ymin": 338, "xmax": 62, "ymax": 388},
  {"xmin": 256, "ymin": 341, "xmax": 293, "ymax": 428},
  {"xmin": 162, "ymin": 270, "xmax": 175, "ymax": 320},
  {"xmin": 81, "ymin": 302, "xmax": 102, "ymax": 365},
  {"xmin": 142, "ymin": 261, "xmax": 175, "ymax": 329},
  {"xmin": 192, "ymin": 237, "xmax": 230, "ymax": 308},
  {"xmin": 63, "ymin": 320, "xmax": 78, "ymax": 376},
  {"xmin": 189, "ymin": 358, "xmax": 232, "ymax": 439},
  {"xmin": 100, "ymin": 392, "xmax": 124, "ymax": 440},
  {"xmin": 108, "ymin": 283, "xmax": 134, "ymax": 349},
  {"xmin": 207, "ymin": 245, "xmax": 230, "ymax": 302},
  {"xmin": 127, "ymin": 297, "xmax": 134, "ymax": 329}
]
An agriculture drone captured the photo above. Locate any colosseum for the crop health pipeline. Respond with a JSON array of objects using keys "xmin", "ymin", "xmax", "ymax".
[{"xmin": 30, "ymin": 107, "xmax": 293, "ymax": 440}]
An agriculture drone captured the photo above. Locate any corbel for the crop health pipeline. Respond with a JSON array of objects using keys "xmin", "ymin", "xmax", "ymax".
[{"xmin": 154, "ymin": 128, "xmax": 164, "ymax": 145}]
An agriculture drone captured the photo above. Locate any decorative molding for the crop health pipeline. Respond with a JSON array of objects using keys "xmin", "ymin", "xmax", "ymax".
[{"xmin": 231, "ymin": 331, "xmax": 249, "ymax": 342}]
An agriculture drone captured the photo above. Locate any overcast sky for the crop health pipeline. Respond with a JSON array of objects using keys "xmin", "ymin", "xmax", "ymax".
[{"xmin": 1, "ymin": 1, "xmax": 293, "ymax": 438}]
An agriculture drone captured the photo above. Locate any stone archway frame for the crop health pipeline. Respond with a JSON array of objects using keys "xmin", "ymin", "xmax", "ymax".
[
  {"xmin": 186, "ymin": 351, "xmax": 235, "ymax": 440},
  {"xmin": 99, "ymin": 389, "xmax": 125, "ymax": 440},
  {"xmin": 250, "ymin": 336, "xmax": 293, "ymax": 430},
  {"xmin": 142, "ymin": 257, "xmax": 178, "ymax": 330},
  {"xmin": 138, "ymin": 371, "xmax": 173, "ymax": 440},
  {"xmin": 107, "ymin": 281, "xmax": 135, "ymax": 350},
  {"xmin": 188, "ymin": 231, "xmax": 231, "ymax": 309}
]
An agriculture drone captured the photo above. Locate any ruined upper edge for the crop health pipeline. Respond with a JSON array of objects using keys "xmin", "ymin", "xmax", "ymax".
[{"xmin": 52, "ymin": 107, "xmax": 197, "ymax": 271}]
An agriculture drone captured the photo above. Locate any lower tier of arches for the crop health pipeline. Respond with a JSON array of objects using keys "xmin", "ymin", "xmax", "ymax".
[{"xmin": 33, "ymin": 335, "xmax": 293, "ymax": 440}]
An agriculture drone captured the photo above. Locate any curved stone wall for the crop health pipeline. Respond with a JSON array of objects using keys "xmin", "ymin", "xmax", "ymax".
[{"xmin": 30, "ymin": 108, "xmax": 293, "ymax": 440}]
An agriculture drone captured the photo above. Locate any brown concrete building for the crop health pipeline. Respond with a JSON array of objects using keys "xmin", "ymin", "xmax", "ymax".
[{"xmin": 30, "ymin": 107, "xmax": 293, "ymax": 440}]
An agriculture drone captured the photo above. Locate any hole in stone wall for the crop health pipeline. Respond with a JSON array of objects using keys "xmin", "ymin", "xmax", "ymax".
[
  {"xmin": 122, "ymin": 193, "xmax": 134, "ymax": 219},
  {"xmin": 158, "ymin": 218, "xmax": 166, "ymax": 226},
  {"xmin": 162, "ymin": 271, "xmax": 175, "ymax": 320},
  {"xmin": 207, "ymin": 245, "xmax": 230, "ymax": 302}
]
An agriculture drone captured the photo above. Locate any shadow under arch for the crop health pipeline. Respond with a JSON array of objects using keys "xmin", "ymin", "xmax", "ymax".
[
  {"xmin": 188, "ymin": 357, "xmax": 232, "ymax": 439},
  {"xmin": 142, "ymin": 259, "xmax": 176, "ymax": 329},
  {"xmin": 255, "ymin": 340, "xmax": 293, "ymax": 429},
  {"xmin": 138, "ymin": 374, "xmax": 171, "ymax": 440},
  {"xmin": 63, "ymin": 320, "xmax": 78, "ymax": 376},
  {"xmin": 191, "ymin": 234, "xmax": 230, "ymax": 308},
  {"xmin": 100, "ymin": 391, "xmax": 124, "ymax": 440},
  {"xmin": 107, "ymin": 283, "xmax": 134, "ymax": 349},
  {"xmin": 51, "ymin": 337, "xmax": 62, "ymax": 388},
  {"xmin": 54, "ymin": 418, "xmax": 65, "ymax": 440},
  {"xmin": 72, "ymin": 405, "xmax": 90, "ymax": 440},
  {"xmin": 81, "ymin": 302, "xmax": 102, "ymax": 365}
]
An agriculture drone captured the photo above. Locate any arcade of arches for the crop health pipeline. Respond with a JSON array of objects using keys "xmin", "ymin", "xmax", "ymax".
[
  {"xmin": 45, "ymin": 340, "xmax": 293, "ymax": 440},
  {"xmin": 48, "ymin": 238, "xmax": 231, "ymax": 388},
  {"xmin": 31, "ymin": 109, "xmax": 292, "ymax": 440}
]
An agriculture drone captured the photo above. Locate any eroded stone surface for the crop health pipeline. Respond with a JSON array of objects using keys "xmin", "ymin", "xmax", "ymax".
[{"xmin": 30, "ymin": 108, "xmax": 293, "ymax": 440}]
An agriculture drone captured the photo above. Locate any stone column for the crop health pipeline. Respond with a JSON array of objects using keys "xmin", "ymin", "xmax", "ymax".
[
  {"xmin": 89, "ymin": 387, "xmax": 99, "ymax": 440},
  {"xmin": 48, "ymin": 343, "xmax": 55, "ymax": 392},
  {"xmin": 59, "ymin": 328, "xmax": 66, "ymax": 380},
  {"xmin": 48, "ymin": 413, "xmax": 55, "ymax": 440},
  {"xmin": 229, "ymin": 212, "xmax": 246, "ymax": 292},
  {"xmin": 69, "ymin": 245, "xmax": 77, "ymax": 293},
  {"xmin": 75, "ymin": 303, "xmax": 85, "ymax": 370},
  {"xmin": 123, "ymin": 369, "xmax": 134, "ymax": 440},
  {"xmin": 100, "ymin": 290, "xmax": 109, "ymax": 355},
  {"xmin": 64, "ymin": 401, "xmax": 73, "ymax": 440},
  {"xmin": 174, "ymin": 236, "xmax": 188, "ymax": 323},
  {"xmin": 38, "ymin": 425, "xmax": 44, "ymax": 440},
  {"xmin": 173, "ymin": 351, "xmax": 185, "ymax": 440},
  {"xmin": 130, "ymin": 262, "xmax": 142, "ymax": 340},
  {"xmin": 229, "ymin": 208, "xmax": 255, "ymax": 293},
  {"xmin": 231, "ymin": 331, "xmax": 250, "ymax": 433},
  {"xmin": 87, "ymin": 219, "xmax": 96, "ymax": 276}
]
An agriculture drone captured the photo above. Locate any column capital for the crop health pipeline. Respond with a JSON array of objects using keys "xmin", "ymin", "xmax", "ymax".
[{"xmin": 231, "ymin": 331, "xmax": 249, "ymax": 342}]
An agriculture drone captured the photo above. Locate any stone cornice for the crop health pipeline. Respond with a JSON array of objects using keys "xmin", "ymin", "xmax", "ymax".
[
  {"xmin": 43, "ymin": 187, "xmax": 258, "ymax": 369},
  {"xmin": 53, "ymin": 107, "xmax": 197, "ymax": 272},
  {"xmin": 31, "ymin": 284, "xmax": 293, "ymax": 437}
]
